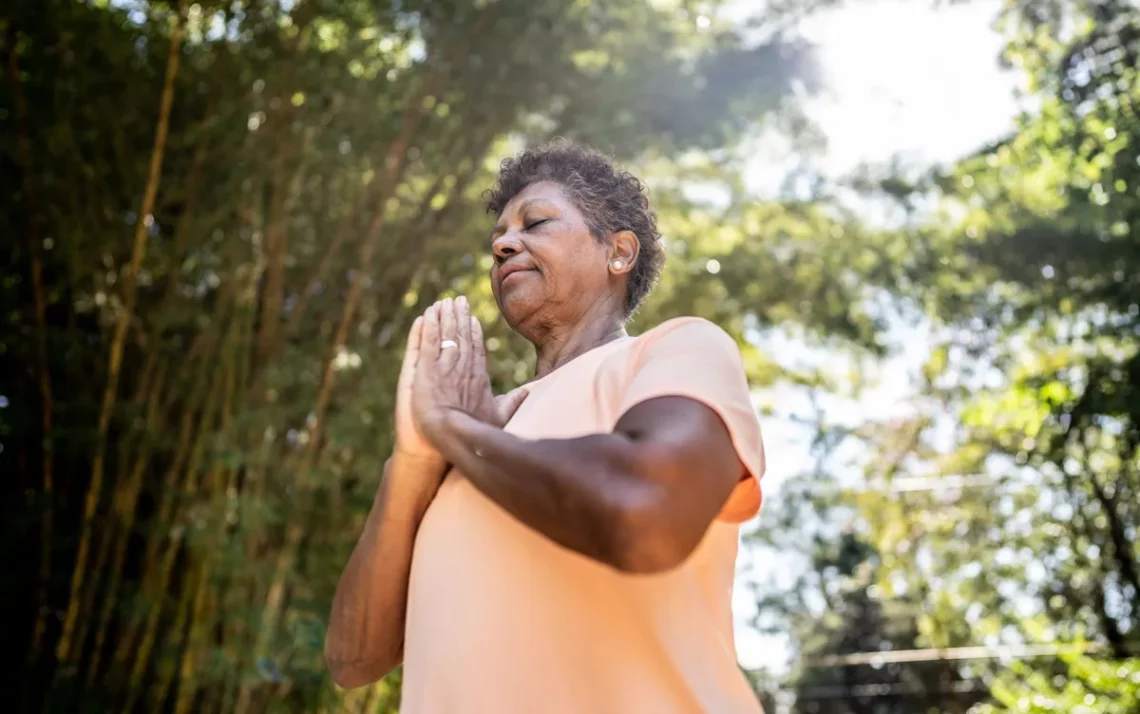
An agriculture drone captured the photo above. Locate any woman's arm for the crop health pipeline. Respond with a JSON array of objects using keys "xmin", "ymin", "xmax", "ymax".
[
  {"xmin": 411, "ymin": 302, "xmax": 759, "ymax": 575},
  {"xmin": 326, "ymin": 302, "xmax": 533, "ymax": 687},
  {"xmin": 426, "ymin": 394, "xmax": 742, "ymax": 574},
  {"xmin": 325, "ymin": 452, "xmax": 446, "ymax": 689}
]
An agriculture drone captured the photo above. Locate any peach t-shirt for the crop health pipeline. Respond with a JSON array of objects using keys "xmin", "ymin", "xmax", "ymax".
[{"xmin": 402, "ymin": 317, "xmax": 766, "ymax": 713}]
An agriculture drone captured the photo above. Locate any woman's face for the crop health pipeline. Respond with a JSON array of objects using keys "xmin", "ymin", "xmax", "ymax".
[{"xmin": 489, "ymin": 181, "xmax": 615, "ymax": 331}]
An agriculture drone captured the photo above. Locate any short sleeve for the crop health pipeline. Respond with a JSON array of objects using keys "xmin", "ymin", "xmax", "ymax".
[{"xmin": 617, "ymin": 317, "xmax": 765, "ymax": 523}]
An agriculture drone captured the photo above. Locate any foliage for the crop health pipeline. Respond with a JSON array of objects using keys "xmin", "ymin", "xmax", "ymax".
[
  {"xmin": 892, "ymin": 0, "xmax": 1140, "ymax": 662},
  {"xmin": 976, "ymin": 652, "xmax": 1140, "ymax": 714},
  {"xmin": 747, "ymin": 0, "xmax": 1140, "ymax": 711},
  {"xmin": 9, "ymin": 0, "xmax": 1140, "ymax": 712},
  {"xmin": 1, "ymin": 0, "xmax": 854, "ymax": 712}
]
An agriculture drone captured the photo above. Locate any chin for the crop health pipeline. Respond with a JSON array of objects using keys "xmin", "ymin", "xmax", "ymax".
[{"xmin": 497, "ymin": 290, "xmax": 543, "ymax": 329}]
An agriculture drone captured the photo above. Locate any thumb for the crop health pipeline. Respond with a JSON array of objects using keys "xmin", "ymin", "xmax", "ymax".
[
  {"xmin": 495, "ymin": 387, "xmax": 529, "ymax": 423},
  {"xmin": 397, "ymin": 316, "xmax": 424, "ymax": 393}
]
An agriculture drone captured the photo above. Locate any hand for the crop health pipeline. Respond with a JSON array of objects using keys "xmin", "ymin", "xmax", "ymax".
[
  {"xmin": 412, "ymin": 296, "xmax": 528, "ymax": 443},
  {"xmin": 393, "ymin": 314, "xmax": 444, "ymax": 466}
]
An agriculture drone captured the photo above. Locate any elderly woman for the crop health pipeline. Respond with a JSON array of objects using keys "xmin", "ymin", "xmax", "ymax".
[{"xmin": 326, "ymin": 141, "xmax": 766, "ymax": 713}]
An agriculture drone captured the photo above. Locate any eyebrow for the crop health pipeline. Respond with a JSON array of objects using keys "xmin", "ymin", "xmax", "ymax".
[{"xmin": 490, "ymin": 198, "xmax": 558, "ymax": 239}]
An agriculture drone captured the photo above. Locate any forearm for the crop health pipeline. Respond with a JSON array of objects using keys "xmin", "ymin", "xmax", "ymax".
[
  {"xmin": 429, "ymin": 410, "xmax": 664, "ymax": 571},
  {"xmin": 325, "ymin": 452, "xmax": 446, "ymax": 688}
]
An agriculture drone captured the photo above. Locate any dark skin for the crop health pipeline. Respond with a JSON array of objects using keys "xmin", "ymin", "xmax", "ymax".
[
  {"xmin": 325, "ymin": 180, "xmax": 744, "ymax": 689},
  {"xmin": 324, "ymin": 318, "xmax": 523, "ymax": 688},
  {"xmin": 487, "ymin": 181, "xmax": 637, "ymax": 375},
  {"xmin": 417, "ymin": 180, "xmax": 744, "ymax": 569}
]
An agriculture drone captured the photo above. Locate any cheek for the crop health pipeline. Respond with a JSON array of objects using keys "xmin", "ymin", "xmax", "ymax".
[
  {"xmin": 538, "ymin": 238, "xmax": 604, "ymax": 291},
  {"xmin": 561, "ymin": 249, "xmax": 608, "ymax": 291}
]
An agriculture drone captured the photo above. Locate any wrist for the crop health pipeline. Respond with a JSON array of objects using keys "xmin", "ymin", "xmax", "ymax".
[
  {"xmin": 382, "ymin": 450, "xmax": 448, "ymax": 513},
  {"xmin": 391, "ymin": 448, "xmax": 446, "ymax": 469},
  {"xmin": 421, "ymin": 407, "xmax": 465, "ymax": 446}
]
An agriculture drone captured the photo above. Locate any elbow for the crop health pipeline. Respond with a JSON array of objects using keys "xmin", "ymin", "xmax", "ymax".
[
  {"xmin": 324, "ymin": 641, "xmax": 397, "ymax": 690},
  {"xmin": 597, "ymin": 489, "xmax": 697, "ymax": 575},
  {"xmin": 607, "ymin": 532, "xmax": 694, "ymax": 575},
  {"xmin": 327, "ymin": 665, "xmax": 371, "ymax": 691},
  {"xmin": 325, "ymin": 655, "xmax": 390, "ymax": 690}
]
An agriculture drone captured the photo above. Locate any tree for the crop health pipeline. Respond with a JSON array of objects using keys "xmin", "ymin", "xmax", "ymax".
[
  {"xmin": 2, "ymin": 0, "xmax": 845, "ymax": 711},
  {"xmin": 976, "ymin": 650, "xmax": 1140, "ymax": 714},
  {"xmin": 892, "ymin": 0, "xmax": 1140, "ymax": 659},
  {"xmin": 746, "ymin": 1, "xmax": 1139, "ymax": 711}
]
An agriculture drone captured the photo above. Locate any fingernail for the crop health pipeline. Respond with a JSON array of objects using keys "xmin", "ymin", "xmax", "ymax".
[{"xmin": 457, "ymin": 295, "xmax": 467, "ymax": 307}]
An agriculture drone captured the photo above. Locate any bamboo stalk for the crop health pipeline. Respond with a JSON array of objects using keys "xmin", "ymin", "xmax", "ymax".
[
  {"xmin": 109, "ymin": 341, "xmax": 219, "ymax": 683},
  {"xmin": 147, "ymin": 560, "xmax": 197, "ymax": 714},
  {"xmin": 240, "ymin": 15, "xmax": 502, "ymax": 708},
  {"xmin": 122, "ymin": 360, "xmax": 226, "ymax": 711},
  {"xmin": 248, "ymin": 144, "xmax": 412, "ymax": 692},
  {"xmin": 5, "ymin": 22, "xmax": 58, "ymax": 663},
  {"xmin": 119, "ymin": 248, "xmax": 243, "ymax": 704},
  {"xmin": 173, "ymin": 310, "xmax": 242, "ymax": 714},
  {"xmin": 160, "ymin": 115, "xmax": 210, "ymax": 307},
  {"xmin": 277, "ymin": 18, "xmax": 495, "ymax": 347},
  {"xmin": 109, "ymin": 323, "xmax": 225, "ymax": 677},
  {"xmin": 71, "ymin": 355, "xmax": 163, "ymax": 665},
  {"xmin": 255, "ymin": 148, "xmax": 293, "ymax": 365},
  {"xmin": 280, "ymin": 192, "xmax": 363, "ymax": 342},
  {"xmin": 55, "ymin": 1, "xmax": 188, "ymax": 672},
  {"xmin": 171, "ymin": 557, "xmax": 212, "ymax": 714},
  {"xmin": 354, "ymin": 138, "xmax": 495, "ymax": 358},
  {"xmin": 218, "ymin": 294, "xmax": 258, "ymax": 704},
  {"xmin": 235, "ymin": 14, "xmax": 504, "ymax": 710},
  {"xmin": 219, "ymin": 190, "xmax": 273, "ymax": 707},
  {"xmin": 84, "ymin": 120, "xmax": 215, "ymax": 679},
  {"xmin": 239, "ymin": 179, "xmax": 419, "ymax": 713},
  {"xmin": 243, "ymin": 16, "xmax": 317, "ymax": 369},
  {"xmin": 84, "ymin": 361, "xmax": 170, "ymax": 688}
]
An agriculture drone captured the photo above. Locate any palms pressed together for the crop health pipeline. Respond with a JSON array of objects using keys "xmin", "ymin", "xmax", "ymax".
[{"xmin": 394, "ymin": 296, "xmax": 527, "ymax": 467}]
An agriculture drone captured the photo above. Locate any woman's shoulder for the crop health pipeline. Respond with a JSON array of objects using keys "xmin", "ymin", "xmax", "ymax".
[{"xmin": 633, "ymin": 316, "xmax": 736, "ymax": 348}]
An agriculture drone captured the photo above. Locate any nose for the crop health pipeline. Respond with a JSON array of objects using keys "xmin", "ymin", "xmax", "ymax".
[{"xmin": 491, "ymin": 231, "xmax": 523, "ymax": 263}]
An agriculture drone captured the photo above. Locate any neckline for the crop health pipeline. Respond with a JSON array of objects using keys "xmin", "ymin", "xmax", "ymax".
[{"xmin": 524, "ymin": 334, "xmax": 636, "ymax": 390}]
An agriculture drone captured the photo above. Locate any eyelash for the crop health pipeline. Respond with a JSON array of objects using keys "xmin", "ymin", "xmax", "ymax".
[{"xmin": 525, "ymin": 219, "xmax": 549, "ymax": 231}]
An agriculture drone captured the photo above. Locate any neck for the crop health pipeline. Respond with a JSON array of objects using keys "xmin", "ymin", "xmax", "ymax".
[{"xmin": 531, "ymin": 306, "xmax": 628, "ymax": 378}]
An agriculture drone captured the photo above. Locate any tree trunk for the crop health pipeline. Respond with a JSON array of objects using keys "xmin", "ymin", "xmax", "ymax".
[{"xmin": 55, "ymin": 0, "xmax": 188, "ymax": 674}]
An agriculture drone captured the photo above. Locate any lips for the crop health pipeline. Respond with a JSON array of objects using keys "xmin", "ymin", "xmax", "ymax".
[{"xmin": 498, "ymin": 263, "xmax": 535, "ymax": 286}]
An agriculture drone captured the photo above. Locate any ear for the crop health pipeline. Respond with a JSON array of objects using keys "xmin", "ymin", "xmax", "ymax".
[{"xmin": 607, "ymin": 230, "xmax": 640, "ymax": 275}]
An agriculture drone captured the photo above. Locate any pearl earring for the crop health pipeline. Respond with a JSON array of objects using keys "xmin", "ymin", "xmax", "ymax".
[{"xmin": 611, "ymin": 260, "xmax": 623, "ymax": 270}]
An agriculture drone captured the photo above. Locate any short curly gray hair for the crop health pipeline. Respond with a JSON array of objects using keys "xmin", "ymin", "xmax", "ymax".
[{"xmin": 484, "ymin": 140, "xmax": 665, "ymax": 316}]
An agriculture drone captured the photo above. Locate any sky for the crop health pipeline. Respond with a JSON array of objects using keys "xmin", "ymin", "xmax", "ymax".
[
  {"xmin": 744, "ymin": 0, "xmax": 1025, "ymax": 191},
  {"xmin": 728, "ymin": 0, "xmax": 1024, "ymax": 673}
]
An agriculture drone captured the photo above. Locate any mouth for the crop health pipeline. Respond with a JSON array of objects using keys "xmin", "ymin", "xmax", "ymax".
[{"xmin": 499, "ymin": 264, "xmax": 535, "ymax": 287}]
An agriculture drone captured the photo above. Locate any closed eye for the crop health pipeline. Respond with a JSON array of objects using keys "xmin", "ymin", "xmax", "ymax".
[{"xmin": 525, "ymin": 218, "xmax": 550, "ymax": 231}]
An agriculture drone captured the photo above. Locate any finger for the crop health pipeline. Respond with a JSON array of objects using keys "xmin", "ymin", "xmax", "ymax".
[
  {"xmin": 470, "ymin": 316, "xmax": 487, "ymax": 376},
  {"xmin": 455, "ymin": 295, "xmax": 472, "ymax": 368},
  {"xmin": 421, "ymin": 302, "xmax": 441, "ymax": 363},
  {"xmin": 496, "ymin": 387, "xmax": 529, "ymax": 423},
  {"xmin": 438, "ymin": 297, "xmax": 457, "ymax": 367},
  {"xmin": 397, "ymin": 316, "xmax": 423, "ymax": 392}
]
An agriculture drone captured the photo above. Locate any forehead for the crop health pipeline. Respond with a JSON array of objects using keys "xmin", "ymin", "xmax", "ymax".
[{"xmin": 500, "ymin": 180, "xmax": 574, "ymax": 215}]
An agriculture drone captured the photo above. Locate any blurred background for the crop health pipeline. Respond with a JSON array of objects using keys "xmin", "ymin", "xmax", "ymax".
[{"xmin": 2, "ymin": 0, "xmax": 1138, "ymax": 712}]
